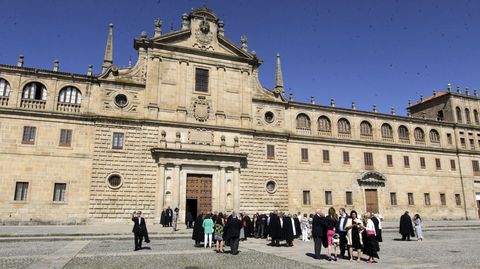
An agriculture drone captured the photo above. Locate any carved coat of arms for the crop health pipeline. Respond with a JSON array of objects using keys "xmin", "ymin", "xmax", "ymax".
[
  {"xmin": 194, "ymin": 18, "xmax": 214, "ymax": 50},
  {"xmin": 193, "ymin": 98, "xmax": 210, "ymax": 122}
]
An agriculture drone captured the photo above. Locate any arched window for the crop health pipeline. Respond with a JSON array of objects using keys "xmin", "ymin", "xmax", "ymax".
[
  {"xmin": 381, "ymin": 123, "xmax": 393, "ymax": 138},
  {"xmin": 317, "ymin": 116, "xmax": 331, "ymax": 132},
  {"xmin": 296, "ymin": 113, "xmax": 311, "ymax": 129},
  {"xmin": 360, "ymin": 121, "xmax": 372, "ymax": 136},
  {"xmin": 398, "ymin": 125, "xmax": 409, "ymax": 140},
  {"xmin": 58, "ymin": 86, "xmax": 82, "ymax": 104},
  {"xmin": 456, "ymin": 107, "xmax": 462, "ymax": 123},
  {"xmin": 414, "ymin": 127, "xmax": 425, "ymax": 142},
  {"xmin": 429, "ymin": 129, "xmax": 440, "ymax": 143},
  {"xmin": 22, "ymin": 82, "xmax": 47, "ymax": 100},
  {"xmin": 338, "ymin": 118, "xmax": 351, "ymax": 134},
  {"xmin": 465, "ymin": 108, "xmax": 471, "ymax": 124},
  {"xmin": 474, "ymin": 110, "xmax": 479, "ymax": 125},
  {"xmin": 0, "ymin": 78, "xmax": 11, "ymax": 97}
]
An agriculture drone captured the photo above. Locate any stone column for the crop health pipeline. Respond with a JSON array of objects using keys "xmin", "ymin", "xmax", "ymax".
[
  {"xmin": 233, "ymin": 167, "xmax": 240, "ymax": 212},
  {"xmin": 215, "ymin": 66, "xmax": 226, "ymax": 125},
  {"xmin": 172, "ymin": 164, "xmax": 181, "ymax": 214},
  {"xmin": 155, "ymin": 163, "xmax": 166, "ymax": 223},
  {"xmin": 176, "ymin": 60, "xmax": 188, "ymax": 121},
  {"xmin": 219, "ymin": 167, "xmax": 226, "ymax": 212},
  {"xmin": 146, "ymin": 56, "xmax": 161, "ymax": 117},
  {"xmin": 178, "ymin": 165, "xmax": 186, "ymax": 224},
  {"xmin": 240, "ymin": 70, "xmax": 251, "ymax": 128}
]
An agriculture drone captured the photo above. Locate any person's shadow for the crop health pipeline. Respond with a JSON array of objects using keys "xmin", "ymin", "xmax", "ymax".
[
  {"xmin": 305, "ymin": 253, "xmax": 329, "ymax": 260},
  {"xmin": 140, "ymin": 246, "xmax": 151, "ymax": 250}
]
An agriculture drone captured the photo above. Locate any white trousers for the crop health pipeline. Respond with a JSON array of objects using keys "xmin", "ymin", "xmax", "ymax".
[
  {"xmin": 302, "ymin": 228, "xmax": 309, "ymax": 241},
  {"xmin": 204, "ymin": 233, "xmax": 212, "ymax": 247}
]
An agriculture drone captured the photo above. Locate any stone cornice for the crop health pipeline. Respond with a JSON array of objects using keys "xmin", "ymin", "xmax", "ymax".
[{"xmin": 0, "ymin": 64, "xmax": 95, "ymax": 82}]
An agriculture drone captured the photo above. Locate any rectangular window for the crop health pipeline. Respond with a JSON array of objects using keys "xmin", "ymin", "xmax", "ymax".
[
  {"xmin": 22, "ymin": 126, "xmax": 36, "ymax": 144},
  {"xmin": 450, "ymin": 159, "xmax": 456, "ymax": 171},
  {"xmin": 455, "ymin": 194, "xmax": 461, "ymax": 206},
  {"xmin": 195, "ymin": 68, "xmax": 209, "ymax": 93},
  {"xmin": 323, "ymin": 150, "xmax": 330, "ymax": 163},
  {"xmin": 424, "ymin": 193, "xmax": 431, "ymax": 206},
  {"xmin": 435, "ymin": 158, "xmax": 441, "ymax": 170},
  {"xmin": 343, "ymin": 151, "xmax": 350, "ymax": 164},
  {"xmin": 440, "ymin": 193, "xmax": 446, "ymax": 206},
  {"xmin": 390, "ymin": 192, "xmax": 397, "ymax": 206},
  {"xmin": 461, "ymin": 138, "xmax": 466, "ymax": 148},
  {"xmin": 14, "ymin": 182, "xmax": 28, "ymax": 201},
  {"xmin": 112, "ymin": 132, "xmax": 124, "ymax": 150},
  {"xmin": 303, "ymin": 190, "xmax": 311, "ymax": 205},
  {"xmin": 346, "ymin": 191, "xmax": 353, "ymax": 205},
  {"xmin": 404, "ymin": 156, "xmax": 410, "ymax": 168},
  {"xmin": 420, "ymin": 157, "xmax": 426, "ymax": 169},
  {"xmin": 447, "ymin": 133, "xmax": 452, "ymax": 145},
  {"xmin": 473, "ymin": 160, "xmax": 480, "ymax": 176},
  {"xmin": 325, "ymin": 191, "xmax": 332, "ymax": 205},
  {"xmin": 59, "ymin": 129, "xmax": 72, "ymax": 147},
  {"xmin": 386, "ymin": 154, "xmax": 393, "ymax": 167},
  {"xmin": 301, "ymin": 148, "xmax": 309, "ymax": 162},
  {"xmin": 408, "ymin": 193, "xmax": 414, "ymax": 205},
  {"xmin": 267, "ymin": 145, "xmax": 275, "ymax": 159},
  {"xmin": 53, "ymin": 183, "xmax": 66, "ymax": 202},
  {"xmin": 364, "ymin": 152, "xmax": 374, "ymax": 169}
]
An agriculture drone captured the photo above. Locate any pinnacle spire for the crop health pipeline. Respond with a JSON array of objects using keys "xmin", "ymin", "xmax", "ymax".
[
  {"xmin": 102, "ymin": 23, "xmax": 114, "ymax": 73},
  {"xmin": 274, "ymin": 53, "xmax": 284, "ymax": 94}
]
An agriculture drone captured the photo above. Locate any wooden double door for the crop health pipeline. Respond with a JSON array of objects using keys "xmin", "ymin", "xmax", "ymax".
[
  {"xmin": 186, "ymin": 174, "xmax": 212, "ymax": 218},
  {"xmin": 365, "ymin": 189, "xmax": 379, "ymax": 213}
]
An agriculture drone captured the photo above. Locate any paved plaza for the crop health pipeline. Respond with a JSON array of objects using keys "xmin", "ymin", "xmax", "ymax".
[{"xmin": 0, "ymin": 229, "xmax": 478, "ymax": 269}]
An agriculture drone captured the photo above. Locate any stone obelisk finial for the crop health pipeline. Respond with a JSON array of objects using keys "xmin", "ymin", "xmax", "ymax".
[
  {"xmin": 102, "ymin": 23, "xmax": 114, "ymax": 73},
  {"xmin": 274, "ymin": 53, "xmax": 284, "ymax": 95}
]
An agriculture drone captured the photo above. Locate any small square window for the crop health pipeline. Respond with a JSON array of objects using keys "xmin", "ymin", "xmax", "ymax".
[
  {"xmin": 59, "ymin": 129, "xmax": 72, "ymax": 147},
  {"xmin": 53, "ymin": 183, "xmax": 66, "ymax": 202},
  {"xmin": 22, "ymin": 126, "xmax": 36, "ymax": 144},
  {"xmin": 267, "ymin": 145, "xmax": 275, "ymax": 159},
  {"xmin": 303, "ymin": 190, "xmax": 311, "ymax": 205},
  {"xmin": 14, "ymin": 182, "xmax": 28, "ymax": 201},
  {"xmin": 112, "ymin": 132, "xmax": 124, "ymax": 150},
  {"xmin": 325, "ymin": 191, "xmax": 332, "ymax": 205}
]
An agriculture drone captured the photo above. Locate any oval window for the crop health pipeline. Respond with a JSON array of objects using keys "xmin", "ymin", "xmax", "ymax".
[
  {"xmin": 114, "ymin": 94, "xmax": 128, "ymax": 108},
  {"xmin": 107, "ymin": 174, "xmax": 123, "ymax": 189},
  {"xmin": 266, "ymin": 180, "xmax": 277, "ymax": 194},
  {"xmin": 265, "ymin": 111, "xmax": 275, "ymax": 123}
]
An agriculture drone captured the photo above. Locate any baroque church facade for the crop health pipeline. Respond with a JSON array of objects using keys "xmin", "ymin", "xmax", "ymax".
[{"xmin": 0, "ymin": 7, "xmax": 479, "ymax": 224}]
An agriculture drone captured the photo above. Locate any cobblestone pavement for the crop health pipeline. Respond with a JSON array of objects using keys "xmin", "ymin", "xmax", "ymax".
[{"xmin": 0, "ymin": 230, "xmax": 478, "ymax": 269}]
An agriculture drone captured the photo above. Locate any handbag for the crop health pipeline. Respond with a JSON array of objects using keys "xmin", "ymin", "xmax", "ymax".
[{"xmin": 367, "ymin": 230, "xmax": 375, "ymax": 236}]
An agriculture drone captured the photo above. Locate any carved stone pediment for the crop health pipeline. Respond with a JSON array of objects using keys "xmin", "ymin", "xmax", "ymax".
[{"xmin": 357, "ymin": 171, "xmax": 386, "ymax": 187}]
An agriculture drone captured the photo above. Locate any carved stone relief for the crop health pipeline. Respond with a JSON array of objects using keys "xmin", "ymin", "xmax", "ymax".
[
  {"xmin": 191, "ymin": 97, "xmax": 212, "ymax": 122},
  {"xmin": 188, "ymin": 128, "xmax": 214, "ymax": 145}
]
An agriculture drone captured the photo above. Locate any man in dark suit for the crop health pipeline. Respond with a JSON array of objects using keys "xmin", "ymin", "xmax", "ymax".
[
  {"xmin": 132, "ymin": 211, "xmax": 150, "ymax": 251},
  {"xmin": 165, "ymin": 206, "xmax": 173, "ymax": 227},
  {"xmin": 311, "ymin": 209, "xmax": 327, "ymax": 259},
  {"xmin": 336, "ymin": 208, "xmax": 349, "ymax": 259},
  {"xmin": 223, "ymin": 212, "xmax": 242, "ymax": 255}
]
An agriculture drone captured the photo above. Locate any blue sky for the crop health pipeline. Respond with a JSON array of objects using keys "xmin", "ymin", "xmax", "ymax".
[{"xmin": 1, "ymin": 0, "xmax": 479, "ymax": 115}]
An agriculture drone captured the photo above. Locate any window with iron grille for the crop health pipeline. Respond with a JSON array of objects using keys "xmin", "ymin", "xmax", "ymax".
[
  {"xmin": 301, "ymin": 148, "xmax": 309, "ymax": 162},
  {"xmin": 325, "ymin": 191, "xmax": 332, "ymax": 205},
  {"xmin": 59, "ymin": 129, "xmax": 72, "ymax": 147},
  {"xmin": 53, "ymin": 183, "xmax": 66, "ymax": 202},
  {"xmin": 22, "ymin": 126, "xmax": 36, "ymax": 144},
  {"xmin": 473, "ymin": 160, "xmax": 480, "ymax": 176},
  {"xmin": 303, "ymin": 191, "xmax": 311, "ymax": 205},
  {"xmin": 267, "ymin": 145, "xmax": 275, "ymax": 159},
  {"xmin": 408, "ymin": 193, "xmax": 414, "ymax": 205},
  {"xmin": 195, "ymin": 68, "xmax": 209, "ymax": 93},
  {"xmin": 323, "ymin": 150, "xmax": 330, "ymax": 163},
  {"xmin": 440, "ymin": 193, "xmax": 446, "ymax": 206},
  {"xmin": 420, "ymin": 157, "xmax": 426, "ymax": 169},
  {"xmin": 390, "ymin": 192, "xmax": 397, "ymax": 206},
  {"xmin": 343, "ymin": 151, "xmax": 350, "ymax": 164},
  {"xmin": 450, "ymin": 159, "xmax": 456, "ymax": 171},
  {"xmin": 424, "ymin": 193, "xmax": 431, "ymax": 206},
  {"xmin": 364, "ymin": 152, "xmax": 374, "ymax": 169},
  {"xmin": 435, "ymin": 158, "xmax": 441, "ymax": 170},
  {"xmin": 14, "ymin": 182, "xmax": 28, "ymax": 201},
  {"xmin": 386, "ymin": 154, "xmax": 393, "ymax": 167},
  {"xmin": 346, "ymin": 191, "xmax": 353, "ymax": 205},
  {"xmin": 112, "ymin": 132, "xmax": 124, "ymax": 150},
  {"xmin": 404, "ymin": 156, "xmax": 410, "ymax": 168}
]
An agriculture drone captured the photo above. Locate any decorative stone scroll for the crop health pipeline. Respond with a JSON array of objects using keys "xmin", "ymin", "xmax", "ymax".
[
  {"xmin": 188, "ymin": 128, "xmax": 214, "ymax": 145},
  {"xmin": 357, "ymin": 171, "xmax": 386, "ymax": 187}
]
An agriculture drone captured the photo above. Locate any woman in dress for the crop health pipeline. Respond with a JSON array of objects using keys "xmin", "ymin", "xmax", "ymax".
[
  {"xmin": 345, "ymin": 210, "xmax": 364, "ymax": 261},
  {"xmin": 413, "ymin": 214, "xmax": 424, "ymax": 241},
  {"xmin": 214, "ymin": 212, "xmax": 225, "ymax": 253},
  {"xmin": 363, "ymin": 213, "xmax": 379, "ymax": 263},
  {"xmin": 326, "ymin": 207, "xmax": 339, "ymax": 261},
  {"xmin": 301, "ymin": 213, "xmax": 310, "ymax": 241}
]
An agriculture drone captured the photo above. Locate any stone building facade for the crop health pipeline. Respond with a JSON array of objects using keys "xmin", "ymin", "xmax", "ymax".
[{"xmin": 0, "ymin": 7, "xmax": 479, "ymax": 224}]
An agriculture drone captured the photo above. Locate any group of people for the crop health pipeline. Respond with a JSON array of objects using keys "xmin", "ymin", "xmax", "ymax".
[
  {"xmin": 159, "ymin": 206, "xmax": 180, "ymax": 231},
  {"xmin": 399, "ymin": 211, "xmax": 424, "ymax": 241}
]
